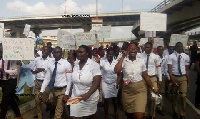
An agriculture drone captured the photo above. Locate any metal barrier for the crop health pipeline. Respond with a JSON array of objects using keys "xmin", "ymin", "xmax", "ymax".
[{"xmin": 151, "ymin": 0, "xmax": 176, "ymax": 12}]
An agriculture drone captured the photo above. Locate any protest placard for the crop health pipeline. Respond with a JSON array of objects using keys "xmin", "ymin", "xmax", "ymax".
[
  {"xmin": 169, "ymin": 34, "xmax": 188, "ymax": 47},
  {"xmin": 153, "ymin": 38, "xmax": 164, "ymax": 48},
  {"xmin": 145, "ymin": 31, "xmax": 156, "ymax": 38},
  {"xmin": 92, "ymin": 18, "xmax": 103, "ymax": 31},
  {"xmin": 0, "ymin": 23, "xmax": 4, "ymax": 42},
  {"xmin": 139, "ymin": 38, "xmax": 148, "ymax": 45},
  {"xmin": 2, "ymin": 38, "xmax": 34, "ymax": 60},
  {"xmin": 140, "ymin": 12, "xmax": 167, "ymax": 31},
  {"xmin": 75, "ymin": 32, "xmax": 96, "ymax": 46},
  {"xmin": 23, "ymin": 24, "xmax": 31, "ymax": 36},
  {"xmin": 57, "ymin": 29, "xmax": 75, "ymax": 50},
  {"xmin": 97, "ymin": 25, "xmax": 111, "ymax": 39}
]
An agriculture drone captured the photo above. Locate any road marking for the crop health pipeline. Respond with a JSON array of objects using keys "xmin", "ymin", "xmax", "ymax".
[{"xmin": 186, "ymin": 98, "xmax": 200, "ymax": 114}]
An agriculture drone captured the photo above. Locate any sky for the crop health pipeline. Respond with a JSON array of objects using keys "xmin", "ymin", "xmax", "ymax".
[{"xmin": 0, "ymin": 0, "xmax": 164, "ymax": 39}]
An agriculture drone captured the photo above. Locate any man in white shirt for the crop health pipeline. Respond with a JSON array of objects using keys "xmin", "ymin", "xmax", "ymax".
[
  {"xmin": 39, "ymin": 46, "xmax": 72, "ymax": 119},
  {"xmin": 163, "ymin": 46, "xmax": 175, "ymax": 57},
  {"xmin": 156, "ymin": 46, "xmax": 168, "ymax": 116},
  {"xmin": 29, "ymin": 46, "xmax": 51, "ymax": 119},
  {"xmin": 0, "ymin": 44, "xmax": 23, "ymax": 119},
  {"xmin": 138, "ymin": 42, "xmax": 162, "ymax": 119},
  {"xmin": 168, "ymin": 42, "xmax": 190, "ymax": 119}
]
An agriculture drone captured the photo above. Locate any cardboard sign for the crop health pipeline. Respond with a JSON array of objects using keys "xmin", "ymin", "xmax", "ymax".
[
  {"xmin": 139, "ymin": 38, "xmax": 148, "ymax": 45},
  {"xmin": 145, "ymin": 31, "xmax": 156, "ymax": 38},
  {"xmin": 0, "ymin": 23, "xmax": 4, "ymax": 42},
  {"xmin": 57, "ymin": 29, "xmax": 75, "ymax": 50},
  {"xmin": 75, "ymin": 32, "xmax": 96, "ymax": 46},
  {"xmin": 92, "ymin": 18, "xmax": 103, "ymax": 31},
  {"xmin": 140, "ymin": 12, "xmax": 167, "ymax": 31},
  {"xmin": 92, "ymin": 24, "xmax": 103, "ymax": 31},
  {"xmin": 153, "ymin": 38, "xmax": 164, "ymax": 48},
  {"xmin": 23, "ymin": 24, "xmax": 31, "ymax": 36},
  {"xmin": 169, "ymin": 34, "xmax": 188, "ymax": 47},
  {"xmin": 2, "ymin": 38, "xmax": 34, "ymax": 60},
  {"xmin": 97, "ymin": 25, "xmax": 111, "ymax": 39}
]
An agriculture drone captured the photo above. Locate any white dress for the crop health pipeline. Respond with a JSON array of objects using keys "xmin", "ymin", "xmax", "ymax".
[
  {"xmin": 70, "ymin": 59, "xmax": 102, "ymax": 117},
  {"xmin": 100, "ymin": 58, "xmax": 118, "ymax": 98}
]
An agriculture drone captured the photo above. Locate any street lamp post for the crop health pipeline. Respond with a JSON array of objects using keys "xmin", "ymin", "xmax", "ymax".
[{"xmin": 96, "ymin": 0, "xmax": 98, "ymax": 17}]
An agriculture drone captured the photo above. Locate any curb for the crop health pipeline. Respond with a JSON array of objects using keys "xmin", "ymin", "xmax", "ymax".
[{"xmin": 6, "ymin": 99, "xmax": 35, "ymax": 119}]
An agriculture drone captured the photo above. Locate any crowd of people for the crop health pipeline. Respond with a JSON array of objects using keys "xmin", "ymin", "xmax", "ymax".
[{"xmin": 0, "ymin": 39, "xmax": 198, "ymax": 119}]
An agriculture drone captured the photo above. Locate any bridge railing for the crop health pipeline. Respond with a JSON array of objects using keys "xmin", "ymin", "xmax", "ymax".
[
  {"xmin": 187, "ymin": 31, "xmax": 200, "ymax": 36},
  {"xmin": 151, "ymin": 0, "xmax": 176, "ymax": 12}
]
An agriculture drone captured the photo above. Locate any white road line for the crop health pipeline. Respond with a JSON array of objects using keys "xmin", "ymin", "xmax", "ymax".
[{"xmin": 186, "ymin": 98, "xmax": 200, "ymax": 114}]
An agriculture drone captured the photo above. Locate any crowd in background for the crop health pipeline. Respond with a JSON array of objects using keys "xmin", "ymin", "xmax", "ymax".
[{"xmin": 0, "ymin": 39, "xmax": 199, "ymax": 119}]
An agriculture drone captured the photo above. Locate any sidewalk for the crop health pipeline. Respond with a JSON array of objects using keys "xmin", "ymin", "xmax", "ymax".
[{"xmin": 7, "ymin": 100, "xmax": 35, "ymax": 119}]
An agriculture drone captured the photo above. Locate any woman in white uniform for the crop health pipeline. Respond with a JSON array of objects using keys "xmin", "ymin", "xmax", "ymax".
[
  {"xmin": 114, "ymin": 43, "xmax": 158, "ymax": 119},
  {"xmin": 100, "ymin": 47, "xmax": 121, "ymax": 119},
  {"xmin": 70, "ymin": 45, "xmax": 102, "ymax": 119}
]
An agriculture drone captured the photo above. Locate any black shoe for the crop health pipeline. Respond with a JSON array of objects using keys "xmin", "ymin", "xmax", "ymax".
[
  {"xmin": 172, "ymin": 112, "xmax": 179, "ymax": 119},
  {"xmin": 33, "ymin": 115, "xmax": 38, "ymax": 118},
  {"xmin": 195, "ymin": 105, "xmax": 200, "ymax": 110},
  {"xmin": 157, "ymin": 110, "xmax": 165, "ymax": 116},
  {"xmin": 149, "ymin": 116, "xmax": 154, "ymax": 119},
  {"xmin": 195, "ymin": 106, "xmax": 200, "ymax": 110},
  {"xmin": 97, "ymin": 102, "xmax": 104, "ymax": 107},
  {"xmin": 144, "ymin": 116, "xmax": 148, "ymax": 119},
  {"xmin": 180, "ymin": 116, "xmax": 186, "ymax": 119},
  {"xmin": 46, "ymin": 100, "xmax": 54, "ymax": 111}
]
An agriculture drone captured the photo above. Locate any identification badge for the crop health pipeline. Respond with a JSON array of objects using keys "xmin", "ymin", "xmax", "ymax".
[
  {"xmin": 124, "ymin": 75, "xmax": 133, "ymax": 85},
  {"xmin": 124, "ymin": 79, "xmax": 131, "ymax": 85}
]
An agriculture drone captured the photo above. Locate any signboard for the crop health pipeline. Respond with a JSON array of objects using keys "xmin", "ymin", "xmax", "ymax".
[
  {"xmin": 92, "ymin": 24, "xmax": 102, "ymax": 31},
  {"xmin": 0, "ymin": 23, "xmax": 4, "ymax": 42},
  {"xmin": 57, "ymin": 29, "xmax": 75, "ymax": 50},
  {"xmin": 2, "ymin": 38, "xmax": 34, "ymax": 60},
  {"xmin": 23, "ymin": 24, "xmax": 31, "ymax": 36},
  {"xmin": 92, "ymin": 18, "xmax": 103, "ymax": 31},
  {"xmin": 140, "ymin": 12, "xmax": 167, "ymax": 31},
  {"xmin": 97, "ymin": 25, "xmax": 111, "ymax": 39},
  {"xmin": 153, "ymin": 38, "xmax": 164, "ymax": 48},
  {"xmin": 169, "ymin": 34, "xmax": 188, "ymax": 47},
  {"xmin": 139, "ymin": 38, "xmax": 148, "ymax": 45},
  {"xmin": 145, "ymin": 31, "xmax": 156, "ymax": 38},
  {"xmin": 75, "ymin": 32, "xmax": 96, "ymax": 46}
]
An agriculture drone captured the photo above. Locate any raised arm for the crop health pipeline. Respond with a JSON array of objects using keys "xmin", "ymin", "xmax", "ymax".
[{"xmin": 114, "ymin": 51, "xmax": 128, "ymax": 73}]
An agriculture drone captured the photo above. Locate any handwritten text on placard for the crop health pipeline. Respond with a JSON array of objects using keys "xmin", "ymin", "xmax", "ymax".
[{"xmin": 3, "ymin": 38, "xmax": 34, "ymax": 60}]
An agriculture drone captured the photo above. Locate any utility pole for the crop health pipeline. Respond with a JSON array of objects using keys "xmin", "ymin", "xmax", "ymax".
[
  {"xmin": 122, "ymin": 0, "xmax": 124, "ymax": 13},
  {"xmin": 96, "ymin": 0, "xmax": 98, "ymax": 17},
  {"xmin": 64, "ymin": 0, "xmax": 67, "ymax": 14}
]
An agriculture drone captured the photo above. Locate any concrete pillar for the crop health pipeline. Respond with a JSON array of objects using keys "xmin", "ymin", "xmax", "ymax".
[
  {"xmin": 10, "ymin": 28, "xmax": 25, "ymax": 38},
  {"xmin": 32, "ymin": 28, "xmax": 42, "ymax": 37},
  {"xmin": 82, "ymin": 23, "xmax": 91, "ymax": 32}
]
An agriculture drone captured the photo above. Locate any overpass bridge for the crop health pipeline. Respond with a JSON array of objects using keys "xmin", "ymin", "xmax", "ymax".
[
  {"xmin": 0, "ymin": 12, "xmax": 140, "ymax": 37},
  {"xmin": 0, "ymin": 0, "xmax": 200, "ymax": 40},
  {"xmin": 132, "ymin": 0, "xmax": 200, "ymax": 38},
  {"xmin": 187, "ymin": 31, "xmax": 200, "ymax": 40}
]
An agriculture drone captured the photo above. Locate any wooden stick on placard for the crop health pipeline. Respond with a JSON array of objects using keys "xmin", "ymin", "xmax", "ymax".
[
  {"xmin": 16, "ymin": 65, "xmax": 20, "ymax": 87},
  {"xmin": 63, "ymin": 49, "xmax": 65, "ymax": 58},
  {"xmin": 103, "ymin": 38, "xmax": 104, "ymax": 47},
  {"xmin": 152, "ymin": 31, "xmax": 154, "ymax": 44},
  {"xmin": 75, "ymin": 35, "xmax": 78, "ymax": 50}
]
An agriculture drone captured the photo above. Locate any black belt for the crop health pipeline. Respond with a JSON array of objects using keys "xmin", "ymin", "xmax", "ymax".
[
  {"xmin": 54, "ymin": 85, "xmax": 67, "ymax": 90},
  {"xmin": 0, "ymin": 78, "xmax": 17, "ymax": 81},
  {"xmin": 36, "ymin": 79, "xmax": 44, "ymax": 82},
  {"xmin": 150, "ymin": 75, "xmax": 157, "ymax": 78},
  {"xmin": 172, "ymin": 74, "xmax": 186, "ymax": 77}
]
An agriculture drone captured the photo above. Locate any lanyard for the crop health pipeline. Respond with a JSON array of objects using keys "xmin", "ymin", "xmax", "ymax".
[{"xmin": 79, "ymin": 71, "xmax": 82, "ymax": 81}]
